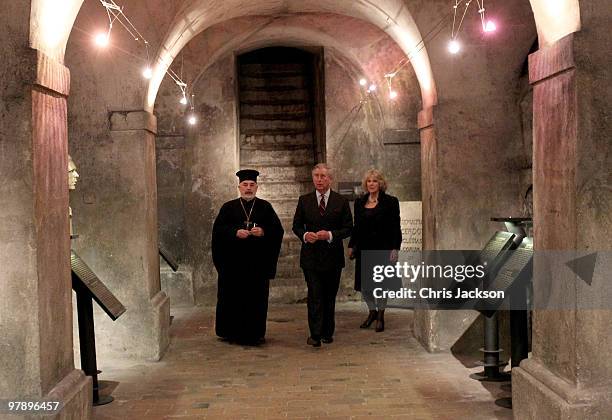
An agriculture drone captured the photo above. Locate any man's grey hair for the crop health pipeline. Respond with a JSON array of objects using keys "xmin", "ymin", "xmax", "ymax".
[{"xmin": 312, "ymin": 163, "xmax": 333, "ymax": 179}]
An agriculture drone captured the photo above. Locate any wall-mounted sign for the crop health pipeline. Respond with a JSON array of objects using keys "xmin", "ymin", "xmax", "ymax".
[{"xmin": 399, "ymin": 201, "xmax": 422, "ymax": 251}]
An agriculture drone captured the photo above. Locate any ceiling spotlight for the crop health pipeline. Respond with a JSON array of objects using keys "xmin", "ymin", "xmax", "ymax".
[
  {"xmin": 359, "ymin": 78, "xmax": 367, "ymax": 86},
  {"xmin": 484, "ymin": 21, "xmax": 497, "ymax": 33},
  {"xmin": 448, "ymin": 39, "xmax": 461, "ymax": 54},
  {"xmin": 368, "ymin": 84, "xmax": 377, "ymax": 93},
  {"xmin": 94, "ymin": 32, "xmax": 109, "ymax": 47},
  {"xmin": 187, "ymin": 114, "xmax": 197, "ymax": 125},
  {"xmin": 179, "ymin": 95, "xmax": 188, "ymax": 105},
  {"xmin": 389, "ymin": 90, "xmax": 398, "ymax": 100},
  {"xmin": 142, "ymin": 67, "xmax": 153, "ymax": 79}
]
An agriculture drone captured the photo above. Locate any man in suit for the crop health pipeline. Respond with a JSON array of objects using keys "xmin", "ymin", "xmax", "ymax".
[{"xmin": 293, "ymin": 163, "xmax": 353, "ymax": 347}]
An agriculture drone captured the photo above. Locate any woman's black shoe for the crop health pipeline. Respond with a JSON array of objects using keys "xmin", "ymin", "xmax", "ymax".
[
  {"xmin": 375, "ymin": 310, "xmax": 385, "ymax": 332},
  {"xmin": 360, "ymin": 310, "xmax": 378, "ymax": 328}
]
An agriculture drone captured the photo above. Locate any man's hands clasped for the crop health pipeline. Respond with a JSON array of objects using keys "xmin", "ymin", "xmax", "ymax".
[
  {"xmin": 304, "ymin": 230, "xmax": 331, "ymax": 243},
  {"xmin": 236, "ymin": 227, "xmax": 265, "ymax": 239}
]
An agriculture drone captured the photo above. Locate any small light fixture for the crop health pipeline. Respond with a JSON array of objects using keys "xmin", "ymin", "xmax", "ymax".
[
  {"xmin": 448, "ymin": 39, "xmax": 461, "ymax": 54},
  {"xmin": 179, "ymin": 94, "xmax": 188, "ymax": 105},
  {"xmin": 359, "ymin": 78, "xmax": 367, "ymax": 87},
  {"xmin": 389, "ymin": 90, "xmax": 398, "ymax": 100},
  {"xmin": 187, "ymin": 114, "xmax": 197, "ymax": 125},
  {"xmin": 94, "ymin": 32, "xmax": 109, "ymax": 47},
  {"xmin": 368, "ymin": 84, "xmax": 377, "ymax": 93},
  {"xmin": 142, "ymin": 67, "xmax": 153, "ymax": 79},
  {"xmin": 484, "ymin": 20, "xmax": 497, "ymax": 33}
]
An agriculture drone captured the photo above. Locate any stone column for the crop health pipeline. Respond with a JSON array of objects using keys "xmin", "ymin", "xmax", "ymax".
[
  {"xmin": 414, "ymin": 106, "xmax": 439, "ymax": 351},
  {"xmin": 418, "ymin": 107, "xmax": 437, "ymax": 254},
  {"xmin": 0, "ymin": 48, "xmax": 91, "ymax": 418},
  {"xmin": 414, "ymin": 105, "xmax": 485, "ymax": 351},
  {"xmin": 513, "ymin": 28, "xmax": 612, "ymax": 418},
  {"xmin": 71, "ymin": 111, "xmax": 170, "ymax": 361}
]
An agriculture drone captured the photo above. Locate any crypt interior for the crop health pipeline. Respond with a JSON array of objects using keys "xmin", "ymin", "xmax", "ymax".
[{"xmin": 1, "ymin": 0, "xmax": 611, "ymax": 418}]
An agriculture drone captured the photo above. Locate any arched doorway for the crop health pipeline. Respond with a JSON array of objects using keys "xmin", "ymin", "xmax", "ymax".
[{"xmin": 236, "ymin": 47, "xmax": 324, "ymax": 301}]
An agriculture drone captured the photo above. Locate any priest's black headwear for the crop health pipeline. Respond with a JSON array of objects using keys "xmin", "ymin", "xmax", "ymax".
[{"xmin": 236, "ymin": 169, "xmax": 259, "ymax": 183}]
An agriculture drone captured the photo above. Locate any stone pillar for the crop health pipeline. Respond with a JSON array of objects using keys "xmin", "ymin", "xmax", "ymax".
[
  {"xmin": 414, "ymin": 105, "xmax": 482, "ymax": 351},
  {"xmin": 513, "ymin": 28, "xmax": 612, "ymax": 418},
  {"xmin": 414, "ymin": 106, "xmax": 438, "ymax": 351},
  {"xmin": 71, "ymin": 111, "xmax": 170, "ymax": 361},
  {"xmin": 0, "ymin": 47, "xmax": 91, "ymax": 417},
  {"xmin": 418, "ymin": 107, "xmax": 436, "ymax": 253}
]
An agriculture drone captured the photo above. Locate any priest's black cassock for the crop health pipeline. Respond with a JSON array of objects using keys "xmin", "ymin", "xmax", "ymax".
[{"xmin": 212, "ymin": 197, "xmax": 283, "ymax": 343}]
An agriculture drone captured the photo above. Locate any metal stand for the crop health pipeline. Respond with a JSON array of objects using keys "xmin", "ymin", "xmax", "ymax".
[
  {"xmin": 470, "ymin": 312, "xmax": 510, "ymax": 381},
  {"xmin": 489, "ymin": 217, "xmax": 532, "ymax": 408},
  {"xmin": 496, "ymin": 276, "xmax": 530, "ymax": 409},
  {"xmin": 74, "ymin": 280, "xmax": 114, "ymax": 406}
]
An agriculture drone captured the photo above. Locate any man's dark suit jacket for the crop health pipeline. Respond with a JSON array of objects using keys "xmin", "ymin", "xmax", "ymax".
[{"xmin": 292, "ymin": 191, "xmax": 353, "ymax": 271}]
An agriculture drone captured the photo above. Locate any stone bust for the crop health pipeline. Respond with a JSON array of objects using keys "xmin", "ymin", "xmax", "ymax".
[
  {"xmin": 68, "ymin": 155, "xmax": 79, "ymax": 237},
  {"xmin": 68, "ymin": 155, "xmax": 80, "ymax": 190}
]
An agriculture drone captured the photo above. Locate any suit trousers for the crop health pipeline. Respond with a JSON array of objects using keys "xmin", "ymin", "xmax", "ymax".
[{"xmin": 303, "ymin": 268, "xmax": 342, "ymax": 339}]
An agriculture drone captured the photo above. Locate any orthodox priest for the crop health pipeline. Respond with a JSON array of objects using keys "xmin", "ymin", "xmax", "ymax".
[{"xmin": 212, "ymin": 169, "xmax": 284, "ymax": 345}]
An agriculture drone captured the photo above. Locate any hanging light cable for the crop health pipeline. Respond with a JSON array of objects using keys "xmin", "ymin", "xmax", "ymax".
[
  {"xmin": 357, "ymin": 9, "xmax": 452, "ymax": 101},
  {"xmin": 384, "ymin": 72, "xmax": 398, "ymax": 100},
  {"xmin": 187, "ymin": 94, "xmax": 197, "ymax": 125},
  {"xmin": 98, "ymin": 0, "xmax": 190, "ymax": 96},
  {"xmin": 94, "ymin": 3, "xmax": 119, "ymax": 46},
  {"xmin": 448, "ymin": 0, "xmax": 473, "ymax": 54}
]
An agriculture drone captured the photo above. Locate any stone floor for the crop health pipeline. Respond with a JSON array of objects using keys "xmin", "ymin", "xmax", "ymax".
[{"xmin": 94, "ymin": 303, "xmax": 513, "ymax": 419}]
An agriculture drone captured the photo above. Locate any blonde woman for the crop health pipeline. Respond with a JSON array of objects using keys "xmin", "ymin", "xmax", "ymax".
[{"xmin": 348, "ymin": 169, "xmax": 401, "ymax": 332}]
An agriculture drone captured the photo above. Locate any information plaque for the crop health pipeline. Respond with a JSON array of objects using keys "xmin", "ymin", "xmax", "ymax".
[
  {"xmin": 71, "ymin": 251, "xmax": 126, "ymax": 321},
  {"xmin": 479, "ymin": 237, "xmax": 533, "ymax": 313},
  {"xmin": 442, "ymin": 231, "xmax": 516, "ymax": 308},
  {"xmin": 474, "ymin": 231, "xmax": 516, "ymax": 268},
  {"xmin": 159, "ymin": 246, "xmax": 179, "ymax": 272}
]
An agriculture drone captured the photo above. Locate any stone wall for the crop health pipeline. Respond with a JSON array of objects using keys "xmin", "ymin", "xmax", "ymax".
[
  {"xmin": 157, "ymin": 136, "xmax": 187, "ymax": 264},
  {"xmin": 183, "ymin": 55, "xmax": 239, "ymax": 306}
]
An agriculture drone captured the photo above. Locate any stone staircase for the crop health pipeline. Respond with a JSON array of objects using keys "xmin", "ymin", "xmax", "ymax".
[{"xmin": 238, "ymin": 50, "xmax": 316, "ymax": 303}]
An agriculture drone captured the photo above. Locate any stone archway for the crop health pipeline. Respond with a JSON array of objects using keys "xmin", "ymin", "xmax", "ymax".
[
  {"xmin": 153, "ymin": 14, "xmax": 422, "ymax": 306},
  {"xmin": 529, "ymin": 0, "xmax": 580, "ymax": 46},
  {"xmin": 144, "ymin": 0, "xmax": 437, "ymax": 112}
]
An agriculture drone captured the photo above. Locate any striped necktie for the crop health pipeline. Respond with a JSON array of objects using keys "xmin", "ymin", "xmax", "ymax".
[{"xmin": 319, "ymin": 194, "xmax": 326, "ymax": 216}]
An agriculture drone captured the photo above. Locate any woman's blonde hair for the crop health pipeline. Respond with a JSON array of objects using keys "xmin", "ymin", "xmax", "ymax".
[{"xmin": 361, "ymin": 168, "xmax": 387, "ymax": 192}]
